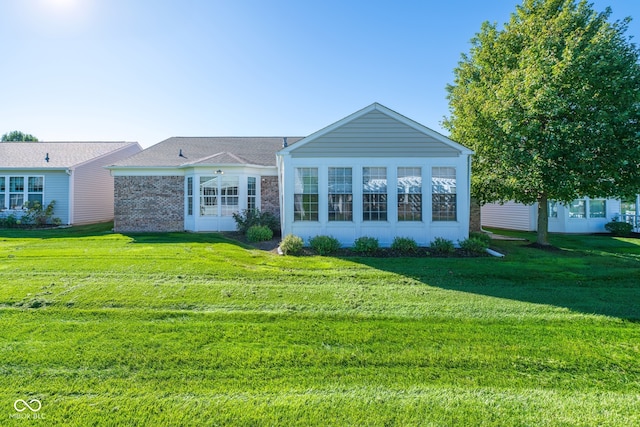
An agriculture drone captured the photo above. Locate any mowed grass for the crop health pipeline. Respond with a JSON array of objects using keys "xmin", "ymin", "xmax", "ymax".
[{"xmin": 0, "ymin": 224, "xmax": 638, "ymax": 426}]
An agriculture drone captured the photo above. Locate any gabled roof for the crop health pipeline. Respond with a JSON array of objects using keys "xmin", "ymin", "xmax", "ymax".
[
  {"xmin": 278, "ymin": 102, "xmax": 473, "ymax": 157},
  {"xmin": 110, "ymin": 137, "xmax": 304, "ymax": 168},
  {"xmin": 0, "ymin": 142, "xmax": 140, "ymax": 169}
]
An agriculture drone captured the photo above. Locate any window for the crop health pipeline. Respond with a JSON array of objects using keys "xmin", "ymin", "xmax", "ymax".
[
  {"xmin": 247, "ymin": 177, "xmax": 257, "ymax": 211},
  {"xmin": 432, "ymin": 167, "xmax": 457, "ymax": 221},
  {"xmin": 9, "ymin": 177, "xmax": 25, "ymax": 209},
  {"xmin": 621, "ymin": 199, "xmax": 636, "ymax": 215},
  {"xmin": 589, "ymin": 199, "xmax": 606, "ymax": 218},
  {"xmin": 569, "ymin": 199, "xmax": 586, "ymax": 218},
  {"xmin": 200, "ymin": 176, "xmax": 218, "ymax": 216},
  {"xmin": 294, "ymin": 168, "xmax": 318, "ymax": 221},
  {"xmin": 548, "ymin": 200, "xmax": 558, "ymax": 218},
  {"xmin": 187, "ymin": 177, "xmax": 193, "ymax": 216},
  {"xmin": 363, "ymin": 167, "xmax": 387, "ymax": 221},
  {"xmin": 220, "ymin": 176, "xmax": 239, "ymax": 216},
  {"xmin": 27, "ymin": 177, "xmax": 43, "ymax": 206},
  {"xmin": 397, "ymin": 167, "xmax": 422, "ymax": 221},
  {"xmin": 0, "ymin": 177, "xmax": 5, "ymax": 209},
  {"xmin": 328, "ymin": 167, "xmax": 352, "ymax": 221}
]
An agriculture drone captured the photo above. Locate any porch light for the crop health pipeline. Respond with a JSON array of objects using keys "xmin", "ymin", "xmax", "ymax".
[{"xmin": 215, "ymin": 169, "xmax": 224, "ymax": 175}]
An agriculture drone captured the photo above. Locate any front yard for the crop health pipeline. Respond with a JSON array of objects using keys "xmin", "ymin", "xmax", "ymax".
[{"xmin": 0, "ymin": 224, "xmax": 638, "ymax": 425}]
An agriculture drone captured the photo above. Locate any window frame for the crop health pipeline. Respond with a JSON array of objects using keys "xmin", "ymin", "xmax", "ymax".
[
  {"xmin": 431, "ymin": 167, "xmax": 457, "ymax": 222},
  {"xmin": 362, "ymin": 167, "xmax": 388, "ymax": 222},
  {"xmin": 397, "ymin": 167, "xmax": 422, "ymax": 222},
  {"xmin": 294, "ymin": 167, "xmax": 319, "ymax": 221},
  {"xmin": 328, "ymin": 167, "xmax": 353, "ymax": 222}
]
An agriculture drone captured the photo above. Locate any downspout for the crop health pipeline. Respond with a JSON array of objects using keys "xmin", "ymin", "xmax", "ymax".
[{"xmin": 66, "ymin": 168, "xmax": 73, "ymax": 225}]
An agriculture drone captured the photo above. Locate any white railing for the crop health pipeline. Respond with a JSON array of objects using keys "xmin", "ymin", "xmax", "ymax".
[{"xmin": 620, "ymin": 214, "xmax": 640, "ymax": 232}]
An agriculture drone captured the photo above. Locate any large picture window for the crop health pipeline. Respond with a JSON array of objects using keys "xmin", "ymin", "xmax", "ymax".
[
  {"xmin": 199, "ymin": 176, "xmax": 218, "ymax": 216},
  {"xmin": 328, "ymin": 167, "xmax": 352, "ymax": 221},
  {"xmin": 432, "ymin": 167, "xmax": 457, "ymax": 221},
  {"xmin": 363, "ymin": 167, "xmax": 387, "ymax": 221},
  {"xmin": 397, "ymin": 167, "xmax": 422, "ymax": 221},
  {"xmin": 294, "ymin": 168, "xmax": 318, "ymax": 221}
]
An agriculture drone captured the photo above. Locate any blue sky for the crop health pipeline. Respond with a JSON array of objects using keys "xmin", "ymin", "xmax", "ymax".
[{"xmin": 1, "ymin": 0, "xmax": 638, "ymax": 148}]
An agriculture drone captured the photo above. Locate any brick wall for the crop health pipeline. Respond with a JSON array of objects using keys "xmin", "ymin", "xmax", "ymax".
[
  {"xmin": 260, "ymin": 176, "xmax": 280, "ymax": 217},
  {"xmin": 114, "ymin": 176, "xmax": 184, "ymax": 232}
]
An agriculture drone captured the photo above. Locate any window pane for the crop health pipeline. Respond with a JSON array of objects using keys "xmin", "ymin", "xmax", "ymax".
[
  {"xmin": 28, "ymin": 194, "xmax": 43, "ymax": 205},
  {"xmin": 398, "ymin": 167, "xmax": 422, "ymax": 221},
  {"xmin": 0, "ymin": 177, "xmax": 5, "ymax": 191},
  {"xmin": 187, "ymin": 177, "xmax": 193, "ymax": 216},
  {"xmin": 329, "ymin": 167, "xmax": 352, "ymax": 221},
  {"xmin": 247, "ymin": 177, "xmax": 256, "ymax": 211},
  {"xmin": 363, "ymin": 167, "xmax": 387, "ymax": 221},
  {"xmin": 294, "ymin": 168, "xmax": 319, "ymax": 221},
  {"xmin": 220, "ymin": 176, "xmax": 239, "ymax": 216},
  {"xmin": 589, "ymin": 199, "xmax": 606, "ymax": 218},
  {"xmin": 432, "ymin": 167, "xmax": 456, "ymax": 221},
  {"xmin": 569, "ymin": 199, "xmax": 586, "ymax": 218},
  {"xmin": 200, "ymin": 176, "xmax": 218, "ymax": 216},
  {"xmin": 28, "ymin": 177, "xmax": 43, "ymax": 192},
  {"xmin": 10, "ymin": 177, "xmax": 24, "ymax": 192},
  {"xmin": 548, "ymin": 200, "xmax": 558, "ymax": 218},
  {"xmin": 10, "ymin": 194, "xmax": 24, "ymax": 209}
]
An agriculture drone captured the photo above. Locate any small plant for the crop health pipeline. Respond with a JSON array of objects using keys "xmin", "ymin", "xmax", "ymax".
[
  {"xmin": 232, "ymin": 209, "xmax": 279, "ymax": 234},
  {"xmin": 310, "ymin": 235, "xmax": 341, "ymax": 255},
  {"xmin": 459, "ymin": 236, "xmax": 489, "ymax": 255},
  {"xmin": 246, "ymin": 225, "xmax": 273, "ymax": 242},
  {"xmin": 0, "ymin": 213, "xmax": 18, "ymax": 228},
  {"xmin": 469, "ymin": 231, "xmax": 492, "ymax": 245},
  {"xmin": 430, "ymin": 237, "xmax": 455, "ymax": 255},
  {"xmin": 391, "ymin": 237, "xmax": 418, "ymax": 254},
  {"xmin": 353, "ymin": 236, "xmax": 379, "ymax": 255},
  {"xmin": 605, "ymin": 219, "xmax": 633, "ymax": 237},
  {"xmin": 279, "ymin": 234, "xmax": 303, "ymax": 255}
]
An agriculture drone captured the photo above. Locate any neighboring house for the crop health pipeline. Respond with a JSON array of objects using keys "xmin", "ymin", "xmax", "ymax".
[
  {"xmin": 0, "ymin": 142, "xmax": 142, "ymax": 225},
  {"xmin": 109, "ymin": 103, "xmax": 474, "ymax": 246},
  {"xmin": 481, "ymin": 195, "xmax": 640, "ymax": 233}
]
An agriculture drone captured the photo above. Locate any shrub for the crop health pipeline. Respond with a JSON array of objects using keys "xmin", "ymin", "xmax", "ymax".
[
  {"xmin": 605, "ymin": 219, "xmax": 633, "ymax": 237},
  {"xmin": 459, "ymin": 237, "xmax": 489, "ymax": 255},
  {"xmin": 469, "ymin": 231, "xmax": 492, "ymax": 245},
  {"xmin": 0, "ymin": 213, "xmax": 18, "ymax": 228},
  {"xmin": 391, "ymin": 237, "xmax": 418, "ymax": 254},
  {"xmin": 279, "ymin": 234, "xmax": 303, "ymax": 255},
  {"xmin": 353, "ymin": 236, "xmax": 379, "ymax": 255},
  {"xmin": 246, "ymin": 225, "xmax": 273, "ymax": 242},
  {"xmin": 430, "ymin": 237, "xmax": 455, "ymax": 255},
  {"xmin": 21, "ymin": 200, "xmax": 59, "ymax": 227},
  {"xmin": 232, "ymin": 209, "xmax": 279, "ymax": 234},
  {"xmin": 310, "ymin": 235, "xmax": 341, "ymax": 255}
]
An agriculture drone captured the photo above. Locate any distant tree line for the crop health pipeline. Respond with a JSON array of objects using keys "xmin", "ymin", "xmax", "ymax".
[{"xmin": 1, "ymin": 131, "xmax": 39, "ymax": 141}]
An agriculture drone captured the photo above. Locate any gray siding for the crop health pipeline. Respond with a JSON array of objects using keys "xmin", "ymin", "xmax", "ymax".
[
  {"xmin": 291, "ymin": 110, "xmax": 460, "ymax": 158},
  {"xmin": 73, "ymin": 144, "xmax": 141, "ymax": 225}
]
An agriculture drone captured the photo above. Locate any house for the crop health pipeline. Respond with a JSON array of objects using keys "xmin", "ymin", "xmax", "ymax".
[
  {"xmin": 481, "ymin": 195, "xmax": 640, "ymax": 233},
  {"xmin": 0, "ymin": 141, "xmax": 142, "ymax": 225},
  {"xmin": 109, "ymin": 103, "xmax": 474, "ymax": 246}
]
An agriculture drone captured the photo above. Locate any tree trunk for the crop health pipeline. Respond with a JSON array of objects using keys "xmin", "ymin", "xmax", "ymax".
[{"xmin": 536, "ymin": 195, "xmax": 550, "ymax": 246}]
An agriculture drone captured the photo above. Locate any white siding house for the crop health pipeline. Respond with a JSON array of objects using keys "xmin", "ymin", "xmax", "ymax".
[
  {"xmin": 109, "ymin": 103, "xmax": 475, "ymax": 246},
  {"xmin": 0, "ymin": 142, "xmax": 141, "ymax": 225},
  {"xmin": 481, "ymin": 196, "xmax": 638, "ymax": 233},
  {"xmin": 277, "ymin": 103, "xmax": 474, "ymax": 247}
]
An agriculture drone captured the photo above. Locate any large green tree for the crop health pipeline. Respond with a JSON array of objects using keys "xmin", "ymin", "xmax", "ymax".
[
  {"xmin": 1, "ymin": 130, "xmax": 39, "ymax": 142},
  {"xmin": 444, "ymin": 0, "xmax": 640, "ymax": 245}
]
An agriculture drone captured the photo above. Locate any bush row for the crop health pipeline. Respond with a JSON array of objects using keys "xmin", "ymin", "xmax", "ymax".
[
  {"xmin": 0, "ymin": 200, "xmax": 61, "ymax": 228},
  {"xmin": 278, "ymin": 233, "xmax": 491, "ymax": 256}
]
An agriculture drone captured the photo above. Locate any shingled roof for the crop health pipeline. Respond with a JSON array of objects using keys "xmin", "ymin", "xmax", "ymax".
[
  {"xmin": 0, "ymin": 142, "xmax": 139, "ymax": 169},
  {"xmin": 110, "ymin": 137, "xmax": 304, "ymax": 168}
]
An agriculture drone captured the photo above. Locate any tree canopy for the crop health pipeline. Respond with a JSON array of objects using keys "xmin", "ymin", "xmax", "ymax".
[
  {"xmin": 1, "ymin": 130, "xmax": 39, "ymax": 142},
  {"xmin": 444, "ymin": 0, "xmax": 640, "ymax": 244}
]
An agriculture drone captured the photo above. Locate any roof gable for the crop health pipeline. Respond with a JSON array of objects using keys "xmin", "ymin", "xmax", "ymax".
[
  {"xmin": 279, "ymin": 103, "xmax": 473, "ymax": 158},
  {"xmin": 0, "ymin": 142, "xmax": 139, "ymax": 169}
]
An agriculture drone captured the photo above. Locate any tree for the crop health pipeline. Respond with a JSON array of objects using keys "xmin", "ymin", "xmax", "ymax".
[
  {"xmin": 1, "ymin": 131, "xmax": 39, "ymax": 142},
  {"xmin": 444, "ymin": 0, "xmax": 640, "ymax": 245}
]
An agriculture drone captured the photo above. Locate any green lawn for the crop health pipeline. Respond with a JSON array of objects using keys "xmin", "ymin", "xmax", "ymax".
[{"xmin": 1, "ymin": 224, "xmax": 639, "ymax": 426}]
